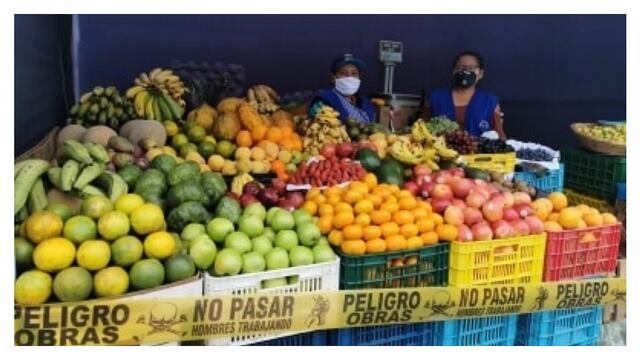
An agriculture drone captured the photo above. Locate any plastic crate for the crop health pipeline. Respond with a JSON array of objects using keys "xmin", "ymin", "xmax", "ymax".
[
  {"xmin": 448, "ymin": 234, "xmax": 546, "ymax": 286},
  {"xmin": 203, "ymin": 258, "xmax": 340, "ymax": 345},
  {"xmin": 617, "ymin": 183, "xmax": 626, "ymax": 201},
  {"xmin": 329, "ymin": 322, "xmax": 438, "ymax": 346},
  {"xmin": 251, "ymin": 331, "xmax": 327, "ymax": 346},
  {"xmin": 434, "ymin": 315, "xmax": 518, "ymax": 346},
  {"xmin": 461, "ymin": 152, "xmax": 516, "ymax": 173},
  {"xmin": 516, "ymin": 306, "xmax": 603, "ymax": 346},
  {"xmin": 513, "ymin": 164, "xmax": 564, "ymax": 193},
  {"xmin": 337, "ymin": 243, "xmax": 449, "ymax": 290},
  {"xmin": 561, "ymin": 148, "xmax": 625, "ymax": 201},
  {"xmin": 543, "ymin": 224, "xmax": 621, "ymax": 281},
  {"xmin": 565, "ymin": 188, "xmax": 614, "ymax": 214}
]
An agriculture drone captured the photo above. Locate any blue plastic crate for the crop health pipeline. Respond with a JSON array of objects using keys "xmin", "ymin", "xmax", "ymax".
[
  {"xmin": 617, "ymin": 183, "xmax": 626, "ymax": 201},
  {"xmin": 514, "ymin": 164, "xmax": 564, "ymax": 193},
  {"xmin": 329, "ymin": 323, "xmax": 438, "ymax": 346},
  {"xmin": 516, "ymin": 306, "xmax": 602, "ymax": 346},
  {"xmin": 251, "ymin": 331, "xmax": 327, "ymax": 346},
  {"xmin": 434, "ymin": 315, "xmax": 518, "ymax": 346}
]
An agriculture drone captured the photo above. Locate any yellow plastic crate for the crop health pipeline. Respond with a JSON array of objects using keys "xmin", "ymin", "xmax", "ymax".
[
  {"xmin": 448, "ymin": 233, "xmax": 546, "ymax": 286},
  {"xmin": 460, "ymin": 152, "xmax": 516, "ymax": 173},
  {"xmin": 565, "ymin": 188, "xmax": 614, "ymax": 214}
]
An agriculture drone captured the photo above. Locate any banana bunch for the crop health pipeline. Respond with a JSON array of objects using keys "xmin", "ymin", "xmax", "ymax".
[
  {"xmin": 14, "ymin": 159, "xmax": 51, "ymax": 218},
  {"xmin": 231, "ymin": 173, "xmax": 255, "ymax": 196},
  {"xmin": 69, "ymin": 86, "xmax": 136, "ymax": 129},
  {"xmin": 300, "ymin": 106, "xmax": 349, "ymax": 155},
  {"xmin": 131, "ymin": 68, "xmax": 186, "ymax": 107},
  {"xmin": 125, "ymin": 86, "xmax": 185, "ymax": 122},
  {"xmin": 247, "ymin": 84, "xmax": 280, "ymax": 114},
  {"xmin": 389, "ymin": 137, "xmax": 439, "ymax": 168}
]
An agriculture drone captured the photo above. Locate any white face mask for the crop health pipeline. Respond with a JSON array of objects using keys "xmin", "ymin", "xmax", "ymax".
[{"xmin": 335, "ymin": 77, "xmax": 361, "ymax": 96}]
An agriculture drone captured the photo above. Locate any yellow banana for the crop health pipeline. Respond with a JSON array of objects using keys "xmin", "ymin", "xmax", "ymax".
[
  {"xmin": 133, "ymin": 90, "xmax": 150, "ymax": 117},
  {"xmin": 125, "ymin": 85, "xmax": 146, "ymax": 99}
]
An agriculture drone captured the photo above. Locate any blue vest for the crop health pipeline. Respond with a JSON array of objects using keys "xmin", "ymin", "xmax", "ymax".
[
  {"xmin": 429, "ymin": 88, "xmax": 499, "ymax": 137},
  {"xmin": 309, "ymin": 88, "xmax": 375, "ymax": 124}
]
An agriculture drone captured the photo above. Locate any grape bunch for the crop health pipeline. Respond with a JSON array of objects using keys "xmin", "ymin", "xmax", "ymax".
[
  {"xmin": 477, "ymin": 138, "xmax": 515, "ymax": 153},
  {"xmin": 444, "ymin": 129, "xmax": 478, "ymax": 154},
  {"xmin": 426, "ymin": 116, "xmax": 459, "ymax": 135},
  {"xmin": 516, "ymin": 148, "xmax": 554, "ymax": 161}
]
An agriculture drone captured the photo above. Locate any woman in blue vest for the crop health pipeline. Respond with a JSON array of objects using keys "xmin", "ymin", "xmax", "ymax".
[
  {"xmin": 308, "ymin": 53, "xmax": 375, "ymax": 124},
  {"xmin": 428, "ymin": 50, "xmax": 506, "ymax": 138}
]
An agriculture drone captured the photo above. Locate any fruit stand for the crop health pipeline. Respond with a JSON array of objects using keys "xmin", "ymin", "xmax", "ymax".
[{"xmin": 13, "ymin": 64, "xmax": 626, "ymax": 347}]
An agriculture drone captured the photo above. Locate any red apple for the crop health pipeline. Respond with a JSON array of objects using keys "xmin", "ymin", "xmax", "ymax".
[
  {"xmin": 466, "ymin": 192, "xmax": 487, "ymax": 209},
  {"xmin": 471, "ymin": 222, "xmax": 494, "ymax": 241},
  {"xmin": 457, "ymin": 224, "xmax": 474, "ymax": 242},
  {"xmin": 449, "ymin": 167, "xmax": 466, "ymax": 178},
  {"xmin": 514, "ymin": 204, "xmax": 535, "ymax": 219},
  {"xmin": 432, "ymin": 184, "xmax": 453, "ymax": 200},
  {"xmin": 452, "ymin": 199, "xmax": 467, "ymax": 209},
  {"xmin": 434, "ymin": 171, "xmax": 453, "ymax": 185},
  {"xmin": 451, "ymin": 178, "xmax": 475, "ymax": 199},
  {"xmin": 482, "ymin": 199, "xmax": 504, "ymax": 222},
  {"xmin": 430, "ymin": 198, "xmax": 452, "ymax": 214},
  {"xmin": 502, "ymin": 207, "xmax": 520, "ymax": 222},
  {"xmin": 510, "ymin": 219, "xmax": 531, "ymax": 236},
  {"xmin": 413, "ymin": 165, "xmax": 431, "ymax": 178},
  {"xmin": 337, "ymin": 142, "xmax": 355, "ymax": 158},
  {"xmin": 490, "ymin": 192, "xmax": 506, "ymax": 207},
  {"xmin": 320, "ymin": 143, "xmax": 337, "ymax": 158},
  {"xmin": 419, "ymin": 181, "xmax": 435, "ymax": 199},
  {"xmin": 524, "ymin": 216, "xmax": 545, "ymax": 234},
  {"xmin": 464, "ymin": 207, "xmax": 484, "ymax": 226},
  {"xmin": 469, "ymin": 186, "xmax": 490, "ymax": 201},
  {"xmin": 502, "ymin": 192, "xmax": 515, "ymax": 208},
  {"xmin": 513, "ymin": 192, "xmax": 532, "ymax": 205},
  {"xmin": 492, "ymin": 220, "xmax": 514, "ymax": 239},
  {"xmin": 404, "ymin": 181, "xmax": 419, "ymax": 196},
  {"xmin": 444, "ymin": 206, "xmax": 465, "ymax": 226}
]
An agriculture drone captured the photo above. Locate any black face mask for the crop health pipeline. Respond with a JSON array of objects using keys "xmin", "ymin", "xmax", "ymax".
[{"xmin": 453, "ymin": 70, "xmax": 477, "ymax": 88}]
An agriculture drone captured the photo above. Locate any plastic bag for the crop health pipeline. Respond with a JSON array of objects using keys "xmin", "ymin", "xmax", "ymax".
[{"xmin": 599, "ymin": 320, "xmax": 626, "ymax": 346}]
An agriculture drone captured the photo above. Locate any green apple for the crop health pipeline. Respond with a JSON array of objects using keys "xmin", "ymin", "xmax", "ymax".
[
  {"xmin": 224, "ymin": 231, "xmax": 252, "ymax": 254},
  {"xmin": 181, "ymin": 223, "xmax": 206, "ymax": 243},
  {"xmin": 261, "ymin": 228, "xmax": 276, "ymax": 241},
  {"xmin": 292, "ymin": 209, "xmax": 313, "ymax": 226},
  {"xmin": 252, "ymin": 235, "xmax": 273, "ymax": 255},
  {"xmin": 238, "ymin": 215, "xmax": 264, "ymax": 238},
  {"xmin": 207, "ymin": 218, "xmax": 234, "ymax": 243},
  {"xmin": 189, "ymin": 239, "xmax": 217, "ymax": 270},
  {"xmin": 274, "ymin": 230, "xmax": 298, "ymax": 250},
  {"xmin": 289, "ymin": 246, "xmax": 314, "ymax": 267},
  {"xmin": 242, "ymin": 251, "xmax": 266, "ymax": 274},
  {"xmin": 269, "ymin": 211, "xmax": 295, "ymax": 231},
  {"xmin": 243, "ymin": 203, "xmax": 267, "ymax": 221},
  {"xmin": 313, "ymin": 244, "xmax": 336, "ymax": 264},
  {"xmin": 261, "ymin": 277, "xmax": 288, "ymax": 289},
  {"xmin": 296, "ymin": 222, "xmax": 321, "ymax": 247},
  {"xmin": 265, "ymin": 248, "xmax": 290, "ymax": 270},
  {"xmin": 213, "ymin": 248, "xmax": 242, "ymax": 276}
]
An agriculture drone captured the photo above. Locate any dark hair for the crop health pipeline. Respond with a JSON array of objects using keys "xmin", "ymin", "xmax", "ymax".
[{"xmin": 452, "ymin": 50, "xmax": 485, "ymax": 70}]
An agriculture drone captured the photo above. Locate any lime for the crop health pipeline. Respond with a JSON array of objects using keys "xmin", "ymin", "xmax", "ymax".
[
  {"xmin": 53, "ymin": 267, "xmax": 93, "ymax": 302},
  {"xmin": 215, "ymin": 140, "xmax": 236, "ymax": 159},
  {"xmin": 164, "ymin": 254, "xmax": 196, "ymax": 283},
  {"xmin": 97, "ymin": 210, "xmax": 130, "ymax": 241},
  {"xmin": 189, "ymin": 238, "xmax": 217, "ymax": 270},
  {"xmin": 93, "ymin": 266, "xmax": 129, "ymax": 298},
  {"xmin": 187, "ymin": 126, "xmax": 206, "ymax": 143},
  {"xmin": 163, "ymin": 120, "xmax": 179, "ymax": 137},
  {"xmin": 111, "ymin": 235, "xmax": 144, "ymax": 267},
  {"xmin": 181, "ymin": 223, "xmax": 207, "ymax": 243},
  {"xmin": 198, "ymin": 141, "xmax": 217, "ymax": 159},
  {"xmin": 45, "ymin": 203, "xmax": 76, "ymax": 222},
  {"xmin": 114, "ymin": 194, "xmax": 145, "ymax": 215},
  {"xmin": 81, "ymin": 195, "xmax": 113, "ymax": 220},
  {"xmin": 25, "ymin": 210, "xmax": 64, "ymax": 243},
  {"xmin": 182, "ymin": 120, "xmax": 199, "ymax": 133},
  {"xmin": 63, "ymin": 215, "xmax": 97, "ymax": 245},
  {"xmin": 171, "ymin": 133, "xmax": 189, "ymax": 149},
  {"xmin": 129, "ymin": 259, "xmax": 165, "ymax": 290},
  {"xmin": 179, "ymin": 143, "xmax": 199, "ymax": 158},
  {"xmin": 15, "ymin": 270, "xmax": 52, "ymax": 305},
  {"xmin": 76, "ymin": 240, "xmax": 111, "ymax": 271},
  {"xmin": 170, "ymin": 232, "xmax": 182, "ymax": 255},
  {"xmin": 130, "ymin": 204, "xmax": 165, "ymax": 235},
  {"xmin": 143, "ymin": 231, "xmax": 176, "ymax": 260},
  {"xmin": 15, "ymin": 237, "xmax": 34, "ymax": 270},
  {"xmin": 33, "ymin": 237, "xmax": 76, "ymax": 272}
]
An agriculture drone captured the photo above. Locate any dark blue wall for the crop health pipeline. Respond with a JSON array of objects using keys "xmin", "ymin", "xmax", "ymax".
[{"xmin": 66, "ymin": 15, "xmax": 622, "ymax": 148}]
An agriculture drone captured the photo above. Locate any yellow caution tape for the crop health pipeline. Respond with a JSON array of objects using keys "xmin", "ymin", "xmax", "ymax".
[{"xmin": 14, "ymin": 277, "xmax": 625, "ymax": 346}]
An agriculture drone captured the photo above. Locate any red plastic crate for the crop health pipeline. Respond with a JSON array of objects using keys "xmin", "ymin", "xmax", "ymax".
[{"xmin": 544, "ymin": 224, "xmax": 621, "ymax": 281}]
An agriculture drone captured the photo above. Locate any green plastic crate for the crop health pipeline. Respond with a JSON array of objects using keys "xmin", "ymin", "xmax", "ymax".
[
  {"xmin": 561, "ymin": 148, "xmax": 625, "ymax": 201},
  {"xmin": 336, "ymin": 243, "xmax": 449, "ymax": 290}
]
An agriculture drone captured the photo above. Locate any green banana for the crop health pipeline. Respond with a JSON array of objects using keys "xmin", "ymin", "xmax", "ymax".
[
  {"xmin": 61, "ymin": 159, "xmax": 81, "ymax": 191},
  {"xmin": 94, "ymin": 171, "xmax": 129, "ymax": 202},
  {"xmin": 14, "ymin": 159, "xmax": 50, "ymax": 214},
  {"xmin": 63, "ymin": 140, "xmax": 94, "ymax": 164},
  {"xmin": 27, "ymin": 178, "xmax": 48, "ymax": 213},
  {"xmin": 47, "ymin": 166, "xmax": 63, "ymax": 189},
  {"xmin": 79, "ymin": 92, "xmax": 93, "ymax": 104},
  {"xmin": 15, "ymin": 206, "xmax": 29, "ymax": 223},
  {"xmin": 73, "ymin": 163, "xmax": 105, "ymax": 190},
  {"xmin": 80, "ymin": 184, "xmax": 106, "ymax": 198},
  {"xmin": 84, "ymin": 143, "xmax": 110, "ymax": 163},
  {"xmin": 160, "ymin": 92, "xmax": 184, "ymax": 120},
  {"xmin": 151, "ymin": 94, "xmax": 163, "ymax": 121},
  {"xmin": 156, "ymin": 95, "xmax": 174, "ymax": 121}
]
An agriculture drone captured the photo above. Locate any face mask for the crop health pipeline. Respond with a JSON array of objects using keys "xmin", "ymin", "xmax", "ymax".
[
  {"xmin": 453, "ymin": 70, "xmax": 477, "ymax": 88},
  {"xmin": 335, "ymin": 77, "xmax": 361, "ymax": 96}
]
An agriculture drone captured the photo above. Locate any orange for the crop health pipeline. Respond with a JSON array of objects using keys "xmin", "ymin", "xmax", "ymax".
[
  {"xmin": 385, "ymin": 234, "xmax": 407, "ymax": 251},
  {"xmin": 265, "ymin": 127, "xmax": 283, "ymax": 143},
  {"xmin": 251, "ymin": 125, "xmax": 267, "ymax": 142},
  {"xmin": 436, "ymin": 224, "xmax": 458, "ymax": 242},
  {"xmin": 342, "ymin": 224, "xmax": 364, "ymax": 241},
  {"xmin": 380, "ymin": 223, "xmax": 400, "ymax": 237},
  {"xmin": 343, "ymin": 190, "xmax": 364, "ymax": 204},
  {"xmin": 235, "ymin": 130, "xmax": 253, "ymax": 147},
  {"xmin": 372, "ymin": 187, "xmax": 392, "ymax": 201},
  {"xmin": 318, "ymin": 204, "xmax": 334, "ymax": 217},
  {"xmin": 365, "ymin": 194, "xmax": 383, "ymax": 208},
  {"xmin": 430, "ymin": 213, "xmax": 444, "ymax": 226},
  {"xmin": 366, "ymin": 239, "xmax": 387, "ymax": 253},
  {"xmin": 354, "ymin": 199, "xmax": 374, "ymax": 214},
  {"xmin": 558, "ymin": 207, "xmax": 582, "ymax": 229},
  {"xmin": 334, "ymin": 202, "xmax": 353, "ymax": 214},
  {"xmin": 341, "ymin": 240, "xmax": 366, "ymax": 255},
  {"xmin": 324, "ymin": 186, "xmax": 343, "ymax": 198},
  {"xmin": 349, "ymin": 181, "xmax": 369, "ymax": 195},
  {"xmin": 355, "ymin": 213, "xmax": 371, "ymax": 226},
  {"xmin": 416, "ymin": 217, "xmax": 436, "ymax": 233},
  {"xmin": 306, "ymin": 188, "xmax": 321, "ymax": 201},
  {"xmin": 398, "ymin": 196, "xmax": 418, "ymax": 211},
  {"xmin": 397, "ymin": 190, "xmax": 414, "ymax": 199},
  {"xmin": 371, "ymin": 210, "xmax": 392, "ymax": 225},
  {"xmin": 418, "ymin": 200, "xmax": 433, "ymax": 212},
  {"xmin": 313, "ymin": 194, "xmax": 327, "ymax": 206},
  {"xmin": 576, "ymin": 219, "xmax": 587, "ymax": 229},
  {"xmin": 583, "ymin": 213, "xmax": 603, "ymax": 227},
  {"xmin": 380, "ymin": 201, "xmax": 400, "ymax": 213},
  {"xmin": 576, "ymin": 204, "xmax": 592, "ymax": 216},
  {"xmin": 302, "ymin": 201, "xmax": 318, "ymax": 216},
  {"xmin": 531, "ymin": 199, "xmax": 552, "ymax": 221},
  {"xmin": 280, "ymin": 126, "xmax": 294, "ymax": 141},
  {"xmin": 421, "ymin": 231, "xmax": 439, "ymax": 245},
  {"xmin": 548, "ymin": 212, "xmax": 560, "ymax": 222},
  {"xmin": 400, "ymin": 223, "xmax": 419, "ymax": 238},
  {"xmin": 602, "ymin": 213, "xmax": 618, "ymax": 225},
  {"xmin": 363, "ymin": 225, "xmax": 382, "ymax": 240},
  {"xmin": 406, "ymin": 236, "xmax": 423, "ymax": 249},
  {"xmin": 543, "ymin": 221, "xmax": 563, "ymax": 232},
  {"xmin": 328, "ymin": 230, "xmax": 343, "ymax": 246},
  {"xmin": 412, "ymin": 207, "xmax": 429, "ymax": 220},
  {"xmin": 333, "ymin": 212, "xmax": 355, "ymax": 229},
  {"xmin": 392, "ymin": 210, "xmax": 414, "ymax": 225},
  {"xmin": 271, "ymin": 159, "xmax": 285, "ymax": 173},
  {"xmin": 317, "ymin": 215, "xmax": 334, "ymax": 235},
  {"xmin": 388, "ymin": 184, "xmax": 400, "ymax": 195},
  {"xmin": 548, "ymin": 192, "xmax": 568, "ymax": 211},
  {"xmin": 363, "ymin": 173, "xmax": 378, "ymax": 190},
  {"xmin": 327, "ymin": 194, "xmax": 342, "ymax": 206}
]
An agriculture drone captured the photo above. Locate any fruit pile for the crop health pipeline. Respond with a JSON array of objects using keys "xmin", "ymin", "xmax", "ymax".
[
  {"xmin": 573, "ymin": 123, "xmax": 626, "ymax": 144},
  {"xmin": 345, "ymin": 119, "xmax": 388, "ymax": 142},
  {"xmin": 302, "ymin": 174, "xmax": 444, "ymax": 255},
  {"xmin": 15, "ymin": 195, "xmax": 199, "ymax": 305},
  {"xmin": 127, "ymin": 67, "xmax": 187, "ymax": 114},
  {"xmin": 238, "ymin": 178, "xmax": 306, "ymax": 211},
  {"xmin": 444, "ymin": 129, "xmax": 478, "ymax": 154},
  {"xmin": 387, "ymin": 119, "xmax": 458, "ymax": 168},
  {"xmin": 288, "ymin": 143, "xmax": 367, "ymax": 187},
  {"xmin": 247, "ymin": 84, "xmax": 281, "ymax": 114},
  {"xmin": 299, "ymin": 105, "xmax": 350, "ymax": 155},
  {"xmin": 477, "ymin": 138, "xmax": 515, "ymax": 153},
  {"xmin": 536, "ymin": 192, "xmax": 619, "ymax": 232},
  {"xmin": 68, "ymin": 86, "xmax": 136, "ymax": 129},
  {"xmin": 425, "ymin": 116, "xmax": 459, "ymax": 135}
]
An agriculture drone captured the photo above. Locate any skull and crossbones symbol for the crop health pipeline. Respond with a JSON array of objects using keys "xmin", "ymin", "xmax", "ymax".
[
  {"xmin": 531, "ymin": 287, "xmax": 549, "ymax": 311},
  {"xmin": 424, "ymin": 290, "xmax": 454, "ymax": 317},
  {"xmin": 306, "ymin": 295, "xmax": 330, "ymax": 328},
  {"xmin": 137, "ymin": 303, "xmax": 188, "ymax": 337}
]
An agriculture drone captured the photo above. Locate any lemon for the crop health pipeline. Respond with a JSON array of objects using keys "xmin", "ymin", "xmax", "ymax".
[
  {"xmin": 53, "ymin": 267, "xmax": 93, "ymax": 302},
  {"xmin": 15, "ymin": 270, "xmax": 52, "ymax": 305},
  {"xmin": 130, "ymin": 204, "xmax": 165, "ymax": 235},
  {"xmin": 97, "ymin": 210, "xmax": 131, "ymax": 241},
  {"xmin": 25, "ymin": 211, "xmax": 63, "ymax": 243},
  {"xmin": 93, "ymin": 267, "xmax": 129, "ymax": 298},
  {"xmin": 111, "ymin": 235, "xmax": 144, "ymax": 267},
  {"xmin": 143, "ymin": 231, "xmax": 176, "ymax": 260},
  {"xmin": 76, "ymin": 240, "xmax": 111, "ymax": 271},
  {"xmin": 163, "ymin": 120, "xmax": 179, "ymax": 137},
  {"xmin": 33, "ymin": 237, "xmax": 76, "ymax": 272},
  {"xmin": 63, "ymin": 215, "xmax": 97, "ymax": 245},
  {"xmin": 114, "ymin": 194, "xmax": 145, "ymax": 215}
]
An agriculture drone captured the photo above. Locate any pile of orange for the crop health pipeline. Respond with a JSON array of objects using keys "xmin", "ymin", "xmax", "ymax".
[
  {"xmin": 302, "ymin": 174, "xmax": 444, "ymax": 255},
  {"xmin": 534, "ymin": 192, "xmax": 619, "ymax": 231}
]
